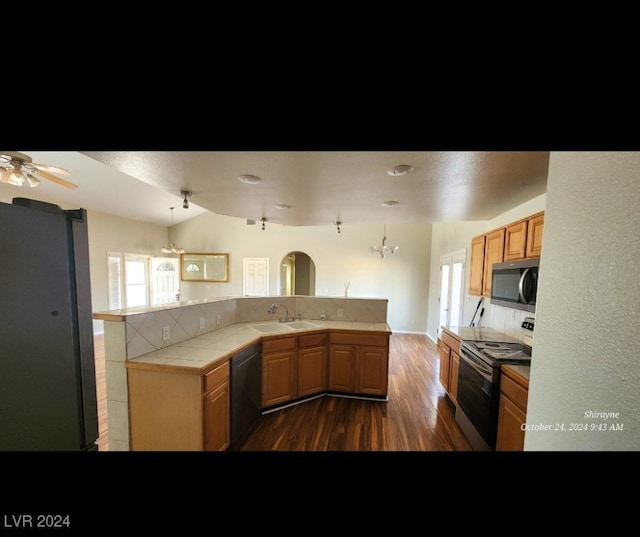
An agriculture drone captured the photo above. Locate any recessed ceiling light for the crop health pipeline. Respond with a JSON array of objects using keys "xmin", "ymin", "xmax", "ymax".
[
  {"xmin": 387, "ymin": 164, "xmax": 414, "ymax": 177},
  {"xmin": 381, "ymin": 200, "xmax": 399, "ymax": 207},
  {"xmin": 275, "ymin": 204, "xmax": 290, "ymax": 210},
  {"xmin": 238, "ymin": 174, "xmax": 262, "ymax": 184}
]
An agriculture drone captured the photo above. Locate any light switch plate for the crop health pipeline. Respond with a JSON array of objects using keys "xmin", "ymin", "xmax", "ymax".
[
  {"xmin": 200, "ymin": 317, "xmax": 205, "ymax": 329},
  {"xmin": 162, "ymin": 326, "xmax": 170, "ymax": 341}
]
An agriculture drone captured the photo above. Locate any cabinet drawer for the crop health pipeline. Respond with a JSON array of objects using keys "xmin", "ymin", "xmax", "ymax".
[
  {"xmin": 330, "ymin": 332, "xmax": 388, "ymax": 347},
  {"xmin": 440, "ymin": 330, "xmax": 460, "ymax": 353},
  {"xmin": 204, "ymin": 361, "xmax": 229, "ymax": 393},
  {"xmin": 262, "ymin": 336, "xmax": 296, "ymax": 353},
  {"xmin": 500, "ymin": 373, "xmax": 528, "ymax": 412},
  {"xmin": 298, "ymin": 333, "xmax": 327, "ymax": 348}
]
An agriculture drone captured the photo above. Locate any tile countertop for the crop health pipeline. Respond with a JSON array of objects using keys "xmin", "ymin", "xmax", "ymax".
[{"xmin": 125, "ymin": 319, "xmax": 392, "ymax": 374}]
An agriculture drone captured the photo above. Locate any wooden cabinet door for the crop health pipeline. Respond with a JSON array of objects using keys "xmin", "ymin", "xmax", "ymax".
[
  {"xmin": 449, "ymin": 351, "xmax": 459, "ymax": 403},
  {"xmin": 496, "ymin": 393, "xmax": 526, "ymax": 451},
  {"xmin": 262, "ymin": 350, "xmax": 297, "ymax": 407},
  {"xmin": 357, "ymin": 346, "xmax": 388, "ymax": 396},
  {"xmin": 298, "ymin": 345, "xmax": 327, "ymax": 397},
  {"xmin": 439, "ymin": 343, "xmax": 451, "ymax": 392},
  {"xmin": 328, "ymin": 345, "xmax": 356, "ymax": 392},
  {"xmin": 468, "ymin": 235, "xmax": 485, "ymax": 296},
  {"xmin": 482, "ymin": 228, "xmax": 505, "ymax": 297},
  {"xmin": 204, "ymin": 380, "xmax": 230, "ymax": 451},
  {"xmin": 504, "ymin": 220, "xmax": 528, "ymax": 261},
  {"xmin": 526, "ymin": 212, "xmax": 544, "ymax": 258}
]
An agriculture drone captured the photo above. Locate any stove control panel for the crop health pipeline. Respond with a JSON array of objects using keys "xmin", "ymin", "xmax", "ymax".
[{"xmin": 521, "ymin": 317, "xmax": 535, "ymax": 331}]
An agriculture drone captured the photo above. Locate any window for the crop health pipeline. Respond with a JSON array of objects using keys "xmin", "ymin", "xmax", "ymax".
[{"xmin": 107, "ymin": 252, "xmax": 152, "ymax": 309}]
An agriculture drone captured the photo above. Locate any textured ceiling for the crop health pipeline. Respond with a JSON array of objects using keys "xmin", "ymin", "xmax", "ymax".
[{"xmin": 3, "ymin": 151, "xmax": 549, "ymax": 227}]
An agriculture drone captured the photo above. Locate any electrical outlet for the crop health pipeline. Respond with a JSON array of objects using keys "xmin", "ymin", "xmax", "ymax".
[
  {"xmin": 199, "ymin": 317, "xmax": 205, "ymax": 329},
  {"xmin": 162, "ymin": 326, "xmax": 170, "ymax": 341},
  {"xmin": 216, "ymin": 314, "xmax": 221, "ymax": 326},
  {"xmin": 337, "ymin": 308, "xmax": 343, "ymax": 318}
]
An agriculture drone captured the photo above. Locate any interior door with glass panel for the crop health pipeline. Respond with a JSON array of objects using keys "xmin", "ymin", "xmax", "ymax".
[{"xmin": 438, "ymin": 249, "xmax": 465, "ymax": 335}]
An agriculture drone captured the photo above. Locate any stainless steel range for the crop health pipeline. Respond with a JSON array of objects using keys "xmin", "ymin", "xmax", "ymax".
[{"xmin": 456, "ymin": 338, "xmax": 531, "ymax": 451}]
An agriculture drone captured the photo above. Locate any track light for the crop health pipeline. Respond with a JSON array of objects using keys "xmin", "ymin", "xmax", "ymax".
[
  {"xmin": 336, "ymin": 221, "xmax": 342, "ymax": 234},
  {"xmin": 260, "ymin": 217, "xmax": 267, "ymax": 230},
  {"xmin": 180, "ymin": 190, "xmax": 192, "ymax": 209}
]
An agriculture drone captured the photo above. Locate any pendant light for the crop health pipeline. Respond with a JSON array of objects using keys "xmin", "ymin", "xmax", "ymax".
[
  {"xmin": 161, "ymin": 207, "xmax": 185, "ymax": 254},
  {"xmin": 370, "ymin": 224, "xmax": 398, "ymax": 258}
]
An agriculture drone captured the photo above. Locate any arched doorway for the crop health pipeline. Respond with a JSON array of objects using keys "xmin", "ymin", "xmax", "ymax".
[{"xmin": 280, "ymin": 251, "xmax": 316, "ymax": 296}]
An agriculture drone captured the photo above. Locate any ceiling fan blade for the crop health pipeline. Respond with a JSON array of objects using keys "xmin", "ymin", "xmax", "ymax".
[
  {"xmin": 32, "ymin": 162, "xmax": 71, "ymax": 175},
  {"xmin": 33, "ymin": 169, "xmax": 78, "ymax": 189}
]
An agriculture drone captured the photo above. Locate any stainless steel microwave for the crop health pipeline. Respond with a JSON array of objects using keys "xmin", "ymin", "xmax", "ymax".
[{"xmin": 490, "ymin": 258, "xmax": 539, "ymax": 312}]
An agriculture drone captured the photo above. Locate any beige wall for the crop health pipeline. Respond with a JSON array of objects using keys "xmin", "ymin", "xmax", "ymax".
[{"xmin": 171, "ymin": 213, "xmax": 432, "ymax": 333}]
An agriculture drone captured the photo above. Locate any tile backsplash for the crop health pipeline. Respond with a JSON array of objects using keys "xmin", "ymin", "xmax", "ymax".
[{"xmin": 485, "ymin": 301, "xmax": 534, "ymax": 343}]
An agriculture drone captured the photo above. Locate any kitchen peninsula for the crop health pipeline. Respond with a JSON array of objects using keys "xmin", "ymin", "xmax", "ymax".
[{"xmin": 93, "ymin": 295, "xmax": 390, "ymax": 451}]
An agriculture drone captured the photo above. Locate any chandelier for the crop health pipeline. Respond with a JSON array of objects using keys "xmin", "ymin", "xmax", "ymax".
[
  {"xmin": 161, "ymin": 207, "xmax": 185, "ymax": 254},
  {"xmin": 370, "ymin": 224, "xmax": 398, "ymax": 258}
]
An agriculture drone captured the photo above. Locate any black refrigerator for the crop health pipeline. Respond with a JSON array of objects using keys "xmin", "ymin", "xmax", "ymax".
[{"xmin": 0, "ymin": 197, "xmax": 99, "ymax": 451}]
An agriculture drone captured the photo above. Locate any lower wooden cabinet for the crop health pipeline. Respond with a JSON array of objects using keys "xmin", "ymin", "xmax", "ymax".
[
  {"xmin": 203, "ymin": 362, "xmax": 231, "ymax": 451},
  {"xmin": 127, "ymin": 360, "xmax": 230, "ymax": 451},
  {"xmin": 298, "ymin": 334, "xmax": 328, "ymax": 398},
  {"xmin": 439, "ymin": 328, "xmax": 461, "ymax": 403},
  {"xmin": 328, "ymin": 332, "xmax": 389, "ymax": 397},
  {"xmin": 261, "ymin": 336, "xmax": 297, "ymax": 407},
  {"xmin": 496, "ymin": 367, "xmax": 529, "ymax": 451}
]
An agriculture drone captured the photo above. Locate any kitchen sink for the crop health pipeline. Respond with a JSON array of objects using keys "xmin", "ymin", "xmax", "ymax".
[
  {"xmin": 286, "ymin": 321, "xmax": 319, "ymax": 330},
  {"xmin": 248, "ymin": 320, "xmax": 320, "ymax": 333},
  {"xmin": 249, "ymin": 322, "xmax": 294, "ymax": 333}
]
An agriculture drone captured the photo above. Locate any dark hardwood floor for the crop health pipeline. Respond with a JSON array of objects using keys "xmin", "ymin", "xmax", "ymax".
[
  {"xmin": 237, "ymin": 332, "xmax": 472, "ymax": 451},
  {"xmin": 93, "ymin": 332, "xmax": 472, "ymax": 452}
]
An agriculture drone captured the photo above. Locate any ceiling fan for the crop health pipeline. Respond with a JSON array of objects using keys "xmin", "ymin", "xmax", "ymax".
[{"xmin": 0, "ymin": 151, "xmax": 77, "ymax": 189}]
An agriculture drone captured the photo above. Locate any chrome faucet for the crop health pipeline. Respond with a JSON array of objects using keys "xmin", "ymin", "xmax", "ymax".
[{"xmin": 268, "ymin": 303, "xmax": 294, "ymax": 322}]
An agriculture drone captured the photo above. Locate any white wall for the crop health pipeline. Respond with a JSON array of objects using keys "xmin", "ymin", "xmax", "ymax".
[
  {"xmin": 525, "ymin": 152, "xmax": 640, "ymax": 450},
  {"xmin": 171, "ymin": 213, "xmax": 432, "ymax": 333},
  {"xmin": 427, "ymin": 193, "xmax": 547, "ymax": 341}
]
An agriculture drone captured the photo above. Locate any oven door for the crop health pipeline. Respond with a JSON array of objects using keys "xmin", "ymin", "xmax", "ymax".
[{"xmin": 456, "ymin": 348, "xmax": 500, "ymax": 448}]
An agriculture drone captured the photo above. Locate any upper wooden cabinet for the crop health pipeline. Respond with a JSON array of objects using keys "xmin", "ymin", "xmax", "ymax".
[
  {"xmin": 468, "ymin": 235, "xmax": 486, "ymax": 296},
  {"xmin": 504, "ymin": 220, "xmax": 528, "ymax": 261},
  {"xmin": 504, "ymin": 211, "xmax": 545, "ymax": 261},
  {"xmin": 468, "ymin": 211, "xmax": 544, "ymax": 296},
  {"xmin": 482, "ymin": 228, "xmax": 505, "ymax": 297},
  {"xmin": 525, "ymin": 212, "xmax": 544, "ymax": 258}
]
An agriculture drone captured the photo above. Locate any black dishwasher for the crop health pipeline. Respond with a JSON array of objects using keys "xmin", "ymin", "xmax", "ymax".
[{"xmin": 230, "ymin": 342, "xmax": 262, "ymax": 449}]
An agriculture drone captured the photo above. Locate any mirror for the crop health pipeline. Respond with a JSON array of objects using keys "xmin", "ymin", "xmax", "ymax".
[{"xmin": 180, "ymin": 253, "xmax": 229, "ymax": 282}]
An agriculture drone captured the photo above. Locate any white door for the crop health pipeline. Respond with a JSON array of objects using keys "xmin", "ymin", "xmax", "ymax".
[
  {"xmin": 438, "ymin": 249, "xmax": 465, "ymax": 336},
  {"xmin": 243, "ymin": 257, "xmax": 269, "ymax": 296},
  {"xmin": 151, "ymin": 257, "xmax": 180, "ymax": 304}
]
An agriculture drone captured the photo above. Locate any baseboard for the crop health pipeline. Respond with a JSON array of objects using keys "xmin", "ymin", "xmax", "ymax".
[{"xmin": 391, "ymin": 329, "xmax": 428, "ymax": 335}]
